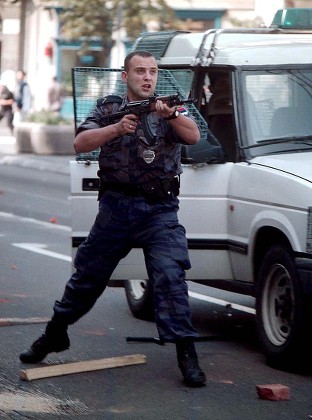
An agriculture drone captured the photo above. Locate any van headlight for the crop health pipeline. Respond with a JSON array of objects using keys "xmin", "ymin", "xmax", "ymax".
[{"xmin": 307, "ymin": 206, "xmax": 312, "ymax": 253}]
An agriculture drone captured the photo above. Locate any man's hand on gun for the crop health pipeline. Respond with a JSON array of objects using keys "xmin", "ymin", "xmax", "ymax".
[
  {"xmin": 114, "ymin": 98, "xmax": 178, "ymax": 135},
  {"xmin": 155, "ymin": 99, "xmax": 176, "ymax": 120},
  {"xmin": 114, "ymin": 114, "xmax": 138, "ymax": 136}
]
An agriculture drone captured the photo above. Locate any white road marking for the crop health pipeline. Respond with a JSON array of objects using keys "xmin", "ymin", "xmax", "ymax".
[
  {"xmin": 12, "ymin": 243, "xmax": 71, "ymax": 262},
  {"xmin": 189, "ymin": 291, "xmax": 256, "ymax": 315},
  {"xmin": 0, "ymin": 211, "xmax": 70, "ymax": 231},
  {"xmin": 4, "ymin": 208, "xmax": 255, "ymax": 315},
  {"xmin": 11, "ymin": 243, "xmax": 254, "ymax": 314}
]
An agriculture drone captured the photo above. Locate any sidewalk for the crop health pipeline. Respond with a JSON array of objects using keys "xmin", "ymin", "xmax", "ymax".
[{"xmin": 0, "ymin": 134, "xmax": 75, "ymax": 175}]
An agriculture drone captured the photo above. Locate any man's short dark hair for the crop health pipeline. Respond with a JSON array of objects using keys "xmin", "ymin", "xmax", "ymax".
[{"xmin": 124, "ymin": 50, "xmax": 156, "ymax": 72}]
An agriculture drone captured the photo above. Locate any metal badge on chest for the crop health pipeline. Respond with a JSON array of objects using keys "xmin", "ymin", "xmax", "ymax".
[{"xmin": 137, "ymin": 113, "xmax": 161, "ymax": 164}]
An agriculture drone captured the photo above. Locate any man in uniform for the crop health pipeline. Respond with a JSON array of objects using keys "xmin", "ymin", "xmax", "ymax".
[{"xmin": 19, "ymin": 50, "xmax": 206, "ymax": 387}]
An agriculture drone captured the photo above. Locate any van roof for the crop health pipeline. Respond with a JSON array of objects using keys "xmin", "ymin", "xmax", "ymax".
[{"xmin": 133, "ymin": 28, "xmax": 312, "ymax": 67}]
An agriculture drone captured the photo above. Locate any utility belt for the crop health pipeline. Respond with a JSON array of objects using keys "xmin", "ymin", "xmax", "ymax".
[{"xmin": 98, "ymin": 176, "xmax": 180, "ymax": 202}]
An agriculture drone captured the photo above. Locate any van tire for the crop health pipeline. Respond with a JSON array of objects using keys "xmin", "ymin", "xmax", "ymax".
[
  {"xmin": 256, "ymin": 245, "xmax": 310, "ymax": 369},
  {"xmin": 124, "ymin": 280, "xmax": 155, "ymax": 321}
]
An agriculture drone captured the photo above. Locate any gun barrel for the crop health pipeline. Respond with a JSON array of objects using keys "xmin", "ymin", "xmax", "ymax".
[
  {"xmin": 154, "ymin": 95, "xmax": 196, "ymax": 106},
  {"xmin": 105, "ymin": 95, "xmax": 196, "ymax": 123}
]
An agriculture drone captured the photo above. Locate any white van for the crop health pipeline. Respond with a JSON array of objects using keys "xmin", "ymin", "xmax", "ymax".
[{"xmin": 71, "ymin": 9, "xmax": 312, "ymax": 368}]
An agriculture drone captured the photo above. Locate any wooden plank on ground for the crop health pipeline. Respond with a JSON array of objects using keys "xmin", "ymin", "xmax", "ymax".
[
  {"xmin": 20, "ymin": 354, "xmax": 146, "ymax": 381},
  {"xmin": 0, "ymin": 317, "xmax": 50, "ymax": 327}
]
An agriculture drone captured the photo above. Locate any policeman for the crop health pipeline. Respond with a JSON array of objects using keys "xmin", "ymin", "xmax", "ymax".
[{"xmin": 19, "ymin": 50, "xmax": 206, "ymax": 387}]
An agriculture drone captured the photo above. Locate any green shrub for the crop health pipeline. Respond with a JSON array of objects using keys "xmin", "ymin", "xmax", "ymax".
[{"xmin": 26, "ymin": 111, "xmax": 72, "ymax": 125}]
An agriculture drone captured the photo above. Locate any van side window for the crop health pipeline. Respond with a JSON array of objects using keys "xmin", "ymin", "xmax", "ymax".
[{"xmin": 202, "ymin": 73, "xmax": 237, "ymax": 161}]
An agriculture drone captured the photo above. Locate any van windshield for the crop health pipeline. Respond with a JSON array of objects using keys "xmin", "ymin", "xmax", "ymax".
[{"xmin": 242, "ymin": 69, "xmax": 312, "ymax": 152}]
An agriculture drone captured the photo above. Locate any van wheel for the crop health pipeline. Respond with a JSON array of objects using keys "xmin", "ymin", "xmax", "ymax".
[
  {"xmin": 124, "ymin": 280, "xmax": 154, "ymax": 321},
  {"xmin": 256, "ymin": 245, "xmax": 309, "ymax": 369}
]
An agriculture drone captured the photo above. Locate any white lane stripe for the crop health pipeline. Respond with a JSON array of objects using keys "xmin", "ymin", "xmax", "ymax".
[
  {"xmin": 0, "ymin": 211, "xmax": 70, "ymax": 231},
  {"xmin": 8, "ymin": 220, "xmax": 254, "ymax": 315},
  {"xmin": 12, "ymin": 242, "xmax": 255, "ymax": 314},
  {"xmin": 12, "ymin": 243, "xmax": 71, "ymax": 262},
  {"xmin": 189, "ymin": 291, "xmax": 256, "ymax": 315}
]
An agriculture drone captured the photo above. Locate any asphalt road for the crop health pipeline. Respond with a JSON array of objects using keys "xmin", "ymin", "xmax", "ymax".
[{"xmin": 0, "ymin": 150, "xmax": 312, "ymax": 419}]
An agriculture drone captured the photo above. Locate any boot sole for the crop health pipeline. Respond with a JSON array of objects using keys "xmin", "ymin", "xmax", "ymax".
[
  {"xmin": 184, "ymin": 379, "xmax": 206, "ymax": 387},
  {"xmin": 19, "ymin": 346, "xmax": 69, "ymax": 364}
]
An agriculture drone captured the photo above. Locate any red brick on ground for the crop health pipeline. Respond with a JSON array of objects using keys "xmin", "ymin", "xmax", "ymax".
[{"xmin": 256, "ymin": 384, "xmax": 290, "ymax": 401}]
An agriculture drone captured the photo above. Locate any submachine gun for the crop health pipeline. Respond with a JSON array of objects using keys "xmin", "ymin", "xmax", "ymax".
[{"xmin": 105, "ymin": 93, "xmax": 196, "ymax": 123}]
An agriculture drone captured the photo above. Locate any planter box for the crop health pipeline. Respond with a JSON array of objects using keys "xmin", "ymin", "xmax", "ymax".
[
  {"xmin": 15, "ymin": 123, "xmax": 75, "ymax": 155},
  {"xmin": 14, "ymin": 122, "xmax": 33, "ymax": 153}
]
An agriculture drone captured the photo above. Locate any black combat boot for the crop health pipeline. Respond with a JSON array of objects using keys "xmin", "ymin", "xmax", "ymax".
[
  {"xmin": 176, "ymin": 340, "xmax": 206, "ymax": 387},
  {"xmin": 19, "ymin": 320, "xmax": 70, "ymax": 363}
]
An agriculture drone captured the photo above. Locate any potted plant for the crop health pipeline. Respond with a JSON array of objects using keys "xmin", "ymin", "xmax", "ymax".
[{"xmin": 15, "ymin": 111, "xmax": 75, "ymax": 155}]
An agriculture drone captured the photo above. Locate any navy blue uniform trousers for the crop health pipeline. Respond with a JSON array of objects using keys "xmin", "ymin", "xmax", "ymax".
[{"xmin": 52, "ymin": 190, "xmax": 199, "ymax": 342}]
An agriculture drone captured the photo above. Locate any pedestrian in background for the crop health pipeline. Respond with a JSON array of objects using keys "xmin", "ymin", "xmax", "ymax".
[
  {"xmin": 47, "ymin": 76, "xmax": 65, "ymax": 114},
  {"xmin": 14, "ymin": 70, "xmax": 32, "ymax": 122},
  {"xmin": 19, "ymin": 50, "xmax": 206, "ymax": 388},
  {"xmin": 0, "ymin": 82, "xmax": 15, "ymax": 134}
]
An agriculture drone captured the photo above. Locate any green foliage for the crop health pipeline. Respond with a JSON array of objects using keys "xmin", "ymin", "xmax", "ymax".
[
  {"xmin": 26, "ymin": 111, "xmax": 72, "ymax": 125},
  {"xmin": 57, "ymin": 0, "xmax": 112, "ymax": 40},
  {"xmin": 40, "ymin": 0, "xmax": 177, "ymax": 42},
  {"xmin": 120, "ymin": 0, "xmax": 176, "ymax": 39},
  {"xmin": 38, "ymin": 0, "xmax": 180, "ymax": 65}
]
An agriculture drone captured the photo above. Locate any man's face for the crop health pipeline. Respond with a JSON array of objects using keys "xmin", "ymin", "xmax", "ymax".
[{"xmin": 122, "ymin": 55, "xmax": 158, "ymax": 101}]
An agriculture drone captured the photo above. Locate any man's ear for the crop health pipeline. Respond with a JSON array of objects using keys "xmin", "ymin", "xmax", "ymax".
[{"xmin": 121, "ymin": 71, "xmax": 127, "ymax": 83}]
